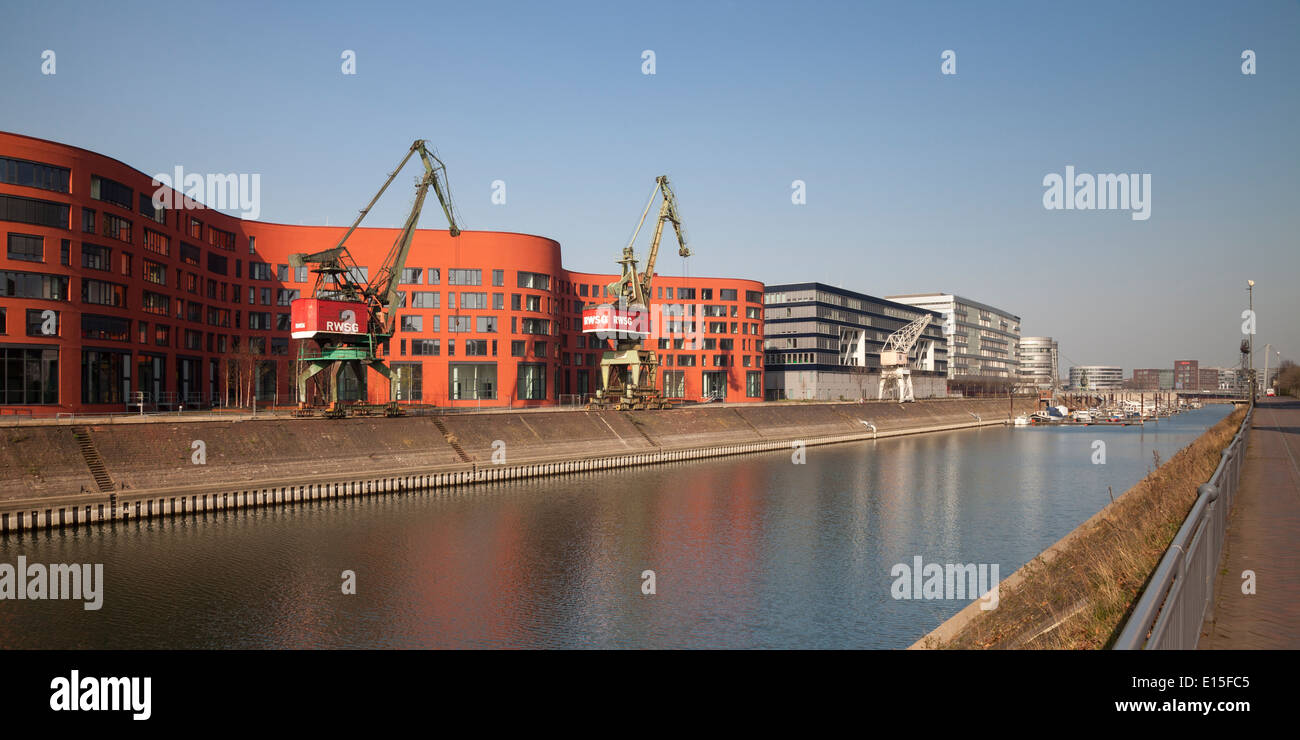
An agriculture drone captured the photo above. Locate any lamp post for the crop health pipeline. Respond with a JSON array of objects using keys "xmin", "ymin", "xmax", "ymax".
[{"xmin": 1247, "ymin": 280, "xmax": 1255, "ymax": 408}]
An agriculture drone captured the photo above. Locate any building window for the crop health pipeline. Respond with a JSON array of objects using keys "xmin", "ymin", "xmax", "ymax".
[
  {"xmin": 0, "ymin": 157, "xmax": 70, "ymax": 193},
  {"xmin": 60, "ymin": 239, "xmax": 69, "ymax": 265},
  {"xmin": 465, "ymin": 339, "xmax": 488, "ymax": 356},
  {"xmin": 0, "ymin": 347, "xmax": 59, "ymax": 404},
  {"xmin": 6, "ymin": 233, "xmax": 43, "ymax": 262},
  {"xmin": 248, "ymin": 312, "xmax": 272, "ymax": 330},
  {"xmin": 3, "ymin": 271, "xmax": 70, "ymax": 302},
  {"xmin": 391, "ymin": 363, "xmax": 423, "ymax": 401},
  {"xmin": 746, "ymin": 371, "xmax": 761, "ymax": 397},
  {"xmin": 0, "ymin": 193, "xmax": 69, "ymax": 229},
  {"xmin": 448, "ymin": 268, "xmax": 480, "ymax": 286},
  {"xmin": 663, "ymin": 370, "xmax": 685, "ymax": 398},
  {"xmin": 447, "ymin": 316, "xmax": 471, "ymax": 332},
  {"xmin": 476, "ymin": 316, "xmax": 497, "ymax": 333},
  {"xmin": 411, "ymin": 339, "xmax": 440, "ymax": 356},
  {"xmin": 26, "ymin": 308, "xmax": 58, "ymax": 337},
  {"xmin": 400, "ymin": 315, "xmax": 423, "ymax": 332},
  {"xmin": 81, "ymin": 242, "xmax": 111, "ymax": 271},
  {"xmin": 450, "ymin": 362, "xmax": 496, "ymax": 400},
  {"xmin": 294, "ymin": 265, "xmax": 309, "ymax": 283},
  {"xmin": 517, "ymin": 272, "xmax": 549, "ymax": 290},
  {"xmin": 82, "ymin": 208, "xmax": 96, "ymax": 233},
  {"xmin": 207, "ymin": 226, "xmax": 235, "ymax": 251},
  {"xmin": 516, "ymin": 363, "xmax": 546, "ymax": 400},
  {"xmin": 142, "ymin": 291, "xmax": 170, "ymax": 315},
  {"xmin": 180, "ymin": 241, "xmax": 202, "ymax": 266},
  {"xmin": 100, "ymin": 213, "xmax": 132, "ymax": 243},
  {"xmin": 138, "ymin": 192, "xmax": 167, "ymax": 224},
  {"xmin": 492, "ymin": 269, "xmax": 504, "ymax": 286},
  {"xmin": 521, "ymin": 318, "xmax": 548, "ymax": 335},
  {"xmin": 461, "ymin": 292, "xmax": 488, "ymax": 309},
  {"xmin": 412, "ymin": 291, "xmax": 439, "ymax": 308},
  {"xmin": 81, "ymin": 314, "xmax": 131, "ymax": 342},
  {"xmin": 144, "ymin": 228, "xmax": 170, "ymax": 256},
  {"xmin": 249, "ymin": 262, "xmax": 273, "ymax": 281},
  {"xmin": 81, "ymin": 279, "xmax": 127, "ymax": 307},
  {"xmin": 90, "ymin": 175, "xmax": 133, "ymax": 210},
  {"xmin": 511, "ymin": 340, "xmax": 525, "ymax": 357}
]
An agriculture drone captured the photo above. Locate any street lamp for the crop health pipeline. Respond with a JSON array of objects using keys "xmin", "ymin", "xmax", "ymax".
[{"xmin": 1247, "ymin": 280, "xmax": 1255, "ymax": 406}]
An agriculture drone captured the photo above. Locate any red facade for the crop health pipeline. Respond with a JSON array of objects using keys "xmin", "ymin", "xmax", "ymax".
[{"xmin": 0, "ymin": 132, "xmax": 764, "ymax": 414}]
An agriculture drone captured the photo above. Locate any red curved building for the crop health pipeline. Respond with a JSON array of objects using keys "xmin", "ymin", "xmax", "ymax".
[{"xmin": 0, "ymin": 132, "xmax": 764, "ymax": 414}]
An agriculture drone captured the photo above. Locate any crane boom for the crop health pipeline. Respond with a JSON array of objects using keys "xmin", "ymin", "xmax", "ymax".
[
  {"xmin": 878, "ymin": 314, "xmax": 934, "ymax": 403},
  {"xmin": 288, "ymin": 140, "xmax": 461, "ymax": 416},
  {"xmin": 588, "ymin": 175, "xmax": 693, "ymax": 410},
  {"xmin": 881, "ymin": 314, "xmax": 932, "ymax": 360}
]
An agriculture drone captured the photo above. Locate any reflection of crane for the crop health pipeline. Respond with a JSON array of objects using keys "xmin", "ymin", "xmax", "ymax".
[
  {"xmin": 586, "ymin": 175, "xmax": 691, "ymax": 410},
  {"xmin": 878, "ymin": 314, "xmax": 933, "ymax": 402},
  {"xmin": 288, "ymin": 140, "xmax": 461, "ymax": 417}
]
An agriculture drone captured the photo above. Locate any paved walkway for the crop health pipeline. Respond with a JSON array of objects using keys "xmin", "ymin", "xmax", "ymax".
[{"xmin": 1200, "ymin": 398, "xmax": 1300, "ymax": 649}]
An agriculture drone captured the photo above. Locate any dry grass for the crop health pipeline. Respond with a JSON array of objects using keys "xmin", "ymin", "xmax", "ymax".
[{"xmin": 940, "ymin": 406, "xmax": 1246, "ymax": 650}]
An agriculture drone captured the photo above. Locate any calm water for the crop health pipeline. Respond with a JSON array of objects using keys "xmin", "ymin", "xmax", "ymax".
[{"xmin": 0, "ymin": 405, "xmax": 1230, "ymax": 649}]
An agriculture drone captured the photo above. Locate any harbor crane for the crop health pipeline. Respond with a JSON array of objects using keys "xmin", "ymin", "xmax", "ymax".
[
  {"xmin": 878, "ymin": 314, "xmax": 933, "ymax": 403},
  {"xmin": 584, "ymin": 175, "xmax": 691, "ymax": 410},
  {"xmin": 288, "ymin": 140, "xmax": 461, "ymax": 417}
]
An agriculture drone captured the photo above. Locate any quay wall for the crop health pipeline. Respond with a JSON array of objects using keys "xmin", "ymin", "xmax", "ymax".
[{"xmin": 0, "ymin": 398, "xmax": 1035, "ymax": 534}]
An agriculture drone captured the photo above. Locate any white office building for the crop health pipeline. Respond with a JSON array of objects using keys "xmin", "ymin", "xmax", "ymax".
[
  {"xmin": 885, "ymin": 293, "xmax": 1021, "ymax": 379},
  {"xmin": 1069, "ymin": 365, "xmax": 1123, "ymax": 390},
  {"xmin": 1017, "ymin": 336, "xmax": 1059, "ymax": 390}
]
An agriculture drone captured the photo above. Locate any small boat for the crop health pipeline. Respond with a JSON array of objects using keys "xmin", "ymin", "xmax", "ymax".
[
  {"xmin": 1072, "ymin": 410, "xmax": 1093, "ymax": 423},
  {"xmin": 1014, "ymin": 414, "xmax": 1031, "ymax": 426}
]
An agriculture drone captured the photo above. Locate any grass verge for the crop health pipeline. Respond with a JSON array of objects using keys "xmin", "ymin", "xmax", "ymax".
[{"xmin": 934, "ymin": 405, "xmax": 1247, "ymax": 649}]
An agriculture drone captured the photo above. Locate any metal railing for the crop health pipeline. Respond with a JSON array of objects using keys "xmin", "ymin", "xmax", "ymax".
[{"xmin": 1113, "ymin": 405, "xmax": 1253, "ymax": 649}]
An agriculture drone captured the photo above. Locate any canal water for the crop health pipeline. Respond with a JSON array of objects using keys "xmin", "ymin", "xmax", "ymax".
[{"xmin": 0, "ymin": 405, "xmax": 1230, "ymax": 649}]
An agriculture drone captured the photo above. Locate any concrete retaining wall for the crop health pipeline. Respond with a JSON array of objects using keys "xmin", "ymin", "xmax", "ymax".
[{"xmin": 0, "ymin": 398, "xmax": 1034, "ymax": 534}]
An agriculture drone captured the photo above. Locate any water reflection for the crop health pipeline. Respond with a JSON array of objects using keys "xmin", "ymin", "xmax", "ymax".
[{"xmin": 0, "ymin": 406, "xmax": 1229, "ymax": 649}]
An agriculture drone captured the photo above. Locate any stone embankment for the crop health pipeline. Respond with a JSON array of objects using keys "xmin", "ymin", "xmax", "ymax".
[{"xmin": 0, "ymin": 398, "xmax": 1034, "ymax": 534}]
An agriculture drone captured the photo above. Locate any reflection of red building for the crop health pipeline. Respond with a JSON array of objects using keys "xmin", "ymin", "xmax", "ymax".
[{"xmin": 0, "ymin": 132, "xmax": 763, "ymax": 414}]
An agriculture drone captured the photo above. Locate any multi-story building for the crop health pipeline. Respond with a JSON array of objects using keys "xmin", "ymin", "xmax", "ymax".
[
  {"xmin": 1016, "ymin": 336, "xmax": 1058, "ymax": 389},
  {"xmin": 885, "ymin": 293, "xmax": 1020, "ymax": 379},
  {"xmin": 1069, "ymin": 365, "xmax": 1123, "ymax": 390},
  {"xmin": 0, "ymin": 131, "xmax": 763, "ymax": 414},
  {"xmin": 1209, "ymin": 367, "xmax": 1243, "ymax": 392},
  {"xmin": 763, "ymin": 283, "xmax": 947, "ymax": 400},
  {"xmin": 1131, "ymin": 368, "xmax": 1163, "ymax": 389},
  {"xmin": 1198, "ymin": 367, "xmax": 1219, "ymax": 391},
  {"xmin": 1174, "ymin": 360, "xmax": 1200, "ymax": 391}
]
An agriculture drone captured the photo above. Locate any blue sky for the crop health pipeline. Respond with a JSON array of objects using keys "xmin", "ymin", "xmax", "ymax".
[{"xmin": 3, "ymin": 0, "xmax": 1296, "ymax": 373}]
